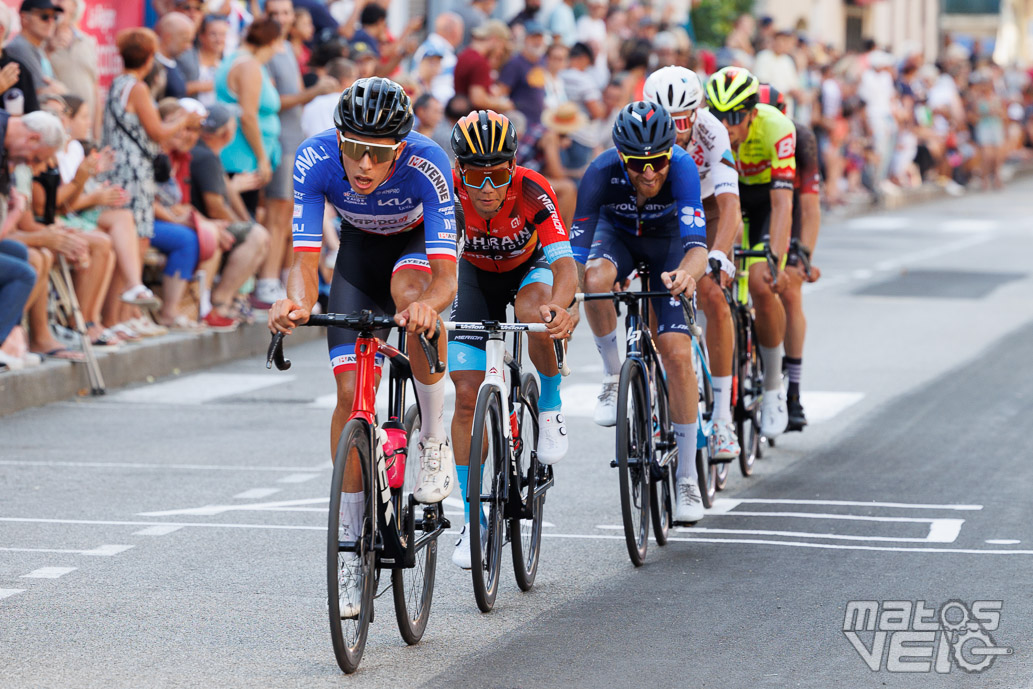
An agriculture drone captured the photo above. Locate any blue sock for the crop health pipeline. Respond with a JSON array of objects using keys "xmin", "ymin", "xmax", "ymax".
[
  {"xmin": 455, "ymin": 464, "xmax": 470, "ymax": 523},
  {"xmin": 538, "ymin": 372, "xmax": 562, "ymax": 412}
]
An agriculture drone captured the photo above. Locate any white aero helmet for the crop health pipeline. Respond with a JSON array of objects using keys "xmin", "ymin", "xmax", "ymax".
[{"xmin": 644, "ymin": 65, "xmax": 704, "ymax": 113}]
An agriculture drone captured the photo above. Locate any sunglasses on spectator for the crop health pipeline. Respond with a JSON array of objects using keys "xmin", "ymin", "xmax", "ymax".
[
  {"xmin": 460, "ymin": 164, "xmax": 513, "ymax": 189},
  {"xmin": 710, "ymin": 108, "xmax": 751, "ymax": 126},
  {"xmin": 620, "ymin": 149, "xmax": 672, "ymax": 174},
  {"xmin": 337, "ymin": 132, "xmax": 403, "ymax": 164},
  {"xmin": 34, "ymin": 11, "xmax": 57, "ymax": 22},
  {"xmin": 672, "ymin": 113, "xmax": 696, "ymax": 133}
]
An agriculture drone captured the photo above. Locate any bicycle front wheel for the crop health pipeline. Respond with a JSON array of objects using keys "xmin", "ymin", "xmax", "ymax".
[
  {"xmin": 616, "ymin": 359, "xmax": 651, "ymax": 566},
  {"xmin": 468, "ymin": 386, "xmax": 506, "ymax": 612},
  {"xmin": 391, "ymin": 404, "xmax": 437, "ymax": 645},
  {"xmin": 649, "ymin": 372, "xmax": 674, "ymax": 546},
  {"xmin": 694, "ymin": 346, "xmax": 717, "ymax": 509},
  {"xmin": 737, "ymin": 313, "xmax": 762, "ymax": 477},
  {"xmin": 328, "ymin": 419, "xmax": 376, "ymax": 674},
  {"xmin": 511, "ymin": 373, "xmax": 543, "ymax": 591}
]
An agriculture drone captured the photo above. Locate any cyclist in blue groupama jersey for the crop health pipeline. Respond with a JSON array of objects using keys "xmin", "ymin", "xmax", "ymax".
[
  {"xmin": 570, "ymin": 101, "xmax": 709, "ymax": 523},
  {"xmin": 270, "ymin": 77, "xmax": 458, "ymax": 511}
]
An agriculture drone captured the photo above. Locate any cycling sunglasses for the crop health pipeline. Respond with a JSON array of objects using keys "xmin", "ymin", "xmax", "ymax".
[
  {"xmin": 620, "ymin": 149, "xmax": 672, "ymax": 174},
  {"xmin": 672, "ymin": 112, "xmax": 696, "ymax": 133},
  {"xmin": 460, "ymin": 165, "xmax": 513, "ymax": 189},
  {"xmin": 711, "ymin": 108, "xmax": 751, "ymax": 126},
  {"xmin": 337, "ymin": 132, "xmax": 403, "ymax": 164}
]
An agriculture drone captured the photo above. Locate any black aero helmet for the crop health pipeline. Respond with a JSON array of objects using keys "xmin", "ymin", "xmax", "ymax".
[
  {"xmin": 334, "ymin": 77, "xmax": 414, "ymax": 141},
  {"xmin": 611, "ymin": 100, "xmax": 676, "ymax": 156},
  {"xmin": 450, "ymin": 110, "xmax": 518, "ymax": 167}
]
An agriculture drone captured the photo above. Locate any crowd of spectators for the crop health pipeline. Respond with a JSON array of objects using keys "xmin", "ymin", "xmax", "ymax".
[{"xmin": 1, "ymin": 0, "xmax": 1031, "ymax": 373}]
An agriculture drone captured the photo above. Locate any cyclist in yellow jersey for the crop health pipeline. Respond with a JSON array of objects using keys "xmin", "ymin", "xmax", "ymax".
[{"xmin": 705, "ymin": 66, "xmax": 793, "ymax": 438}]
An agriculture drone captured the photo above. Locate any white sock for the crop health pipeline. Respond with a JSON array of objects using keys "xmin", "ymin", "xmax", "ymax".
[
  {"xmin": 593, "ymin": 329, "xmax": 622, "ymax": 376},
  {"xmin": 674, "ymin": 422, "xmax": 698, "ymax": 481},
  {"xmin": 760, "ymin": 345, "xmax": 783, "ymax": 392},
  {"xmin": 413, "ymin": 377, "xmax": 446, "ymax": 442},
  {"xmin": 341, "ymin": 491, "xmax": 364, "ymax": 539},
  {"xmin": 712, "ymin": 375, "xmax": 733, "ymax": 423}
]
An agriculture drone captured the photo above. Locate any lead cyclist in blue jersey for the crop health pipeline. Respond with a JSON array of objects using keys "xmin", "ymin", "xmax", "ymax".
[
  {"xmin": 571, "ymin": 100, "xmax": 709, "ymax": 523},
  {"xmin": 269, "ymin": 78, "xmax": 459, "ymax": 613}
]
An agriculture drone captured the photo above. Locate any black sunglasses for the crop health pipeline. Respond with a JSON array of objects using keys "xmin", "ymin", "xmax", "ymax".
[{"xmin": 711, "ymin": 108, "xmax": 751, "ymax": 126}]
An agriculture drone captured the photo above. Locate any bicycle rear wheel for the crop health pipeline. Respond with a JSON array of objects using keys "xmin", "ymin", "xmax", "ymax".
[
  {"xmin": 737, "ymin": 310, "xmax": 762, "ymax": 477},
  {"xmin": 468, "ymin": 386, "xmax": 506, "ymax": 612},
  {"xmin": 391, "ymin": 404, "xmax": 437, "ymax": 645},
  {"xmin": 328, "ymin": 419, "xmax": 376, "ymax": 674},
  {"xmin": 616, "ymin": 359, "xmax": 651, "ymax": 566},
  {"xmin": 511, "ymin": 374, "xmax": 543, "ymax": 591},
  {"xmin": 649, "ymin": 372, "xmax": 674, "ymax": 546}
]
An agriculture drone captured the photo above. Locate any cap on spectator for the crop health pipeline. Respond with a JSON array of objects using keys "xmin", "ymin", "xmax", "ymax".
[
  {"xmin": 350, "ymin": 41, "xmax": 378, "ymax": 61},
  {"xmin": 201, "ymin": 102, "xmax": 240, "ymax": 133},
  {"xmin": 542, "ymin": 102, "xmax": 588, "ymax": 135},
  {"xmin": 523, "ymin": 20, "xmax": 546, "ymax": 36},
  {"xmin": 420, "ymin": 45, "xmax": 444, "ymax": 60},
  {"xmin": 570, "ymin": 42, "xmax": 594, "ymax": 61},
  {"xmin": 20, "ymin": 0, "xmax": 63, "ymax": 12},
  {"xmin": 471, "ymin": 19, "xmax": 511, "ymax": 41},
  {"xmin": 178, "ymin": 97, "xmax": 207, "ymax": 116}
]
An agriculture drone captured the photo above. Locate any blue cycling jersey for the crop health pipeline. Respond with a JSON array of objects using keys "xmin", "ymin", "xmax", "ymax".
[
  {"xmin": 291, "ymin": 129, "xmax": 458, "ymax": 262},
  {"xmin": 569, "ymin": 146, "xmax": 707, "ymax": 264}
]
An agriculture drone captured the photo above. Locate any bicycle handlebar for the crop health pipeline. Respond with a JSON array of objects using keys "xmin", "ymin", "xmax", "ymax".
[
  {"xmin": 734, "ymin": 244, "xmax": 779, "ymax": 282},
  {"xmin": 444, "ymin": 320, "xmax": 571, "ymax": 377},
  {"xmin": 788, "ymin": 238, "xmax": 814, "ymax": 280},
  {"xmin": 266, "ymin": 309, "xmax": 445, "ymax": 374},
  {"xmin": 575, "ymin": 290, "xmax": 674, "ymax": 303}
]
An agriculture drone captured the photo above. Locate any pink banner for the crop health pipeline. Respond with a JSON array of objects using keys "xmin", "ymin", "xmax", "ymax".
[{"xmin": 3, "ymin": 0, "xmax": 144, "ymax": 88}]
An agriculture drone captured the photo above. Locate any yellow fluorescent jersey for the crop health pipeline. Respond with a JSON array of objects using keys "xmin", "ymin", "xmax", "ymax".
[{"xmin": 734, "ymin": 103, "xmax": 797, "ymax": 190}]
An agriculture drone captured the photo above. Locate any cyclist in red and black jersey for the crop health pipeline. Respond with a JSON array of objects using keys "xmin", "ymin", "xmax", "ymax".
[
  {"xmin": 758, "ymin": 84, "xmax": 823, "ymax": 431},
  {"xmin": 447, "ymin": 110, "xmax": 577, "ymax": 570}
]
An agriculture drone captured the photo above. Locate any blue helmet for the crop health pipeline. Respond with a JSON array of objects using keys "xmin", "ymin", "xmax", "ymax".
[{"xmin": 611, "ymin": 101, "xmax": 676, "ymax": 156}]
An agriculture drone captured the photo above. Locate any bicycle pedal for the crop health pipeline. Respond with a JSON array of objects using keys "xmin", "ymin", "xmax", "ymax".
[{"xmin": 609, "ymin": 459, "xmax": 619, "ymax": 468}]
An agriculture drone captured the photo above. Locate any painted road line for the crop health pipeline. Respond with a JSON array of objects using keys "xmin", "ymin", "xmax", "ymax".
[
  {"xmin": 21, "ymin": 567, "xmax": 77, "ymax": 579},
  {"xmin": 711, "ymin": 498, "xmax": 982, "ymax": 512},
  {"xmin": 598, "ymin": 520, "xmax": 962, "ymax": 543},
  {"xmin": 0, "ymin": 460, "xmax": 332, "ymax": 473},
  {"xmin": 133, "ymin": 525, "xmax": 183, "ymax": 536},
  {"xmin": 139, "ymin": 497, "xmax": 328, "ymax": 517},
  {"xmin": 0, "ymin": 589, "xmax": 25, "ymax": 600},
  {"xmin": 0, "ymin": 544, "xmax": 134, "ymax": 556},
  {"xmin": 109, "ymin": 373, "xmax": 296, "ymax": 405},
  {"xmin": 278, "ymin": 474, "xmax": 319, "ymax": 484},
  {"xmin": 234, "ymin": 488, "xmax": 282, "ymax": 500},
  {"xmin": 986, "ymin": 539, "xmax": 1021, "ymax": 545}
]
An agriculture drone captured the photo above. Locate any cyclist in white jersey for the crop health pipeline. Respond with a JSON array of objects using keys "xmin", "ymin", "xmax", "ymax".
[{"xmin": 644, "ymin": 65, "xmax": 741, "ymax": 459}]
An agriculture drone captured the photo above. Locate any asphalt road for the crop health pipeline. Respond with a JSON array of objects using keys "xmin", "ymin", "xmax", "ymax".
[{"xmin": 3, "ymin": 181, "xmax": 1033, "ymax": 688}]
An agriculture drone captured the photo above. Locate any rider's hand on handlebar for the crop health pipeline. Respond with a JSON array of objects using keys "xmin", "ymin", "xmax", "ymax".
[
  {"xmin": 539, "ymin": 304, "xmax": 574, "ymax": 340},
  {"xmin": 661, "ymin": 269, "xmax": 696, "ymax": 298},
  {"xmin": 806, "ymin": 264, "xmax": 821, "ymax": 282},
  {"xmin": 765, "ymin": 268, "xmax": 791, "ymax": 294},
  {"xmin": 395, "ymin": 301, "xmax": 440, "ymax": 335},
  {"xmin": 269, "ymin": 299, "xmax": 309, "ymax": 334}
]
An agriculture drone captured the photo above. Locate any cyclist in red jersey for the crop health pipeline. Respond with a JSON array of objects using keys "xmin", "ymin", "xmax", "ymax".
[{"xmin": 447, "ymin": 110, "xmax": 577, "ymax": 569}]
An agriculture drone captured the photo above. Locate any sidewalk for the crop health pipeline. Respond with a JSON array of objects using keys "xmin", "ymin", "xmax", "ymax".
[{"xmin": 0, "ymin": 319, "xmax": 321, "ymax": 417}]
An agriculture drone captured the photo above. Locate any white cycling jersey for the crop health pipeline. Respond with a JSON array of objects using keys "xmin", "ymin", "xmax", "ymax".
[{"xmin": 686, "ymin": 108, "xmax": 740, "ymax": 200}]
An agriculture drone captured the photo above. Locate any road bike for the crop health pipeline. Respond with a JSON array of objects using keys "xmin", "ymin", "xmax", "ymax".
[
  {"xmin": 445, "ymin": 319, "xmax": 567, "ymax": 612},
  {"xmin": 267, "ymin": 311, "xmax": 449, "ymax": 673}
]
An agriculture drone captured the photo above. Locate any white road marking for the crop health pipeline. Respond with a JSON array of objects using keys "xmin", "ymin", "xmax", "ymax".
[
  {"xmin": 139, "ymin": 497, "xmax": 328, "ymax": 517},
  {"xmin": 278, "ymin": 473, "xmax": 319, "ymax": 484},
  {"xmin": 21, "ymin": 567, "xmax": 77, "ymax": 579},
  {"xmin": 133, "ymin": 525, "xmax": 183, "ymax": 536},
  {"xmin": 82, "ymin": 544, "xmax": 134, "ymax": 556},
  {"xmin": 234, "ymin": 488, "xmax": 282, "ymax": 499},
  {"xmin": 986, "ymin": 539, "xmax": 1021, "ymax": 545},
  {"xmin": 0, "ymin": 544, "xmax": 133, "ymax": 556},
  {"xmin": 110, "ymin": 373, "xmax": 294, "ymax": 405},
  {"xmin": 596, "ymin": 518, "xmax": 963, "ymax": 543},
  {"xmin": 0, "ymin": 589, "xmax": 25, "ymax": 600},
  {"xmin": 0, "ymin": 460, "xmax": 330, "ymax": 473},
  {"xmin": 711, "ymin": 498, "xmax": 982, "ymax": 511}
]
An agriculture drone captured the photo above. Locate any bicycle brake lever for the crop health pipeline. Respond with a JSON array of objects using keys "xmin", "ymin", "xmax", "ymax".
[
  {"xmin": 678, "ymin": 294, "xmax": 703, "ymax": 338},
  {"xmin": 553, "ymin": 339, "xmax": 571, "ymax": 377},
  {"xmin": 266, "ymin": 332, "xmax": 292, "ymax": 371},
  {"xmin": 417, "ymin": 323, "xmax": 445, "ymax": 375}
]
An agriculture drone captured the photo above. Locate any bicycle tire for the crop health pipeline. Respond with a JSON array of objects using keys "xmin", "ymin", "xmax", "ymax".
[
  {"xmin": 714, "ymin": 460, "xmax": 730, "ymax": 491},
  {"xmin": 468, "ymin": 386, "xmax": 506, "ymax": 612},
  {"xmin": 737, "ymin": 310, "xmax": 762, "ymax": 477},
  {"xmin": 649, "ymin": 371, "xmax": 674, "ymax": 546},
  {"xmin": 694, "ymin": 345, "xmax": 717, "ymax": 508},
  {"xmin": 616, "ymin": 359, "xmax": 651, "ymax": 566},
  {"xmin": 512, "ymin": 373, "xmax": 543, "ymax": 591},
  {"xmin": 328, "ymin": 419, "xmax": 376, "ymax": 674},
  {"xmin": 391, "ymin": 404, "xmax": 437, "ymax": 645}
]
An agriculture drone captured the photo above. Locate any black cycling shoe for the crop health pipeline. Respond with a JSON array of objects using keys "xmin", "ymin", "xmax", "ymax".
[{"xmin": 786, "ymin": 394, "xmax": 807, "ymax": 432}]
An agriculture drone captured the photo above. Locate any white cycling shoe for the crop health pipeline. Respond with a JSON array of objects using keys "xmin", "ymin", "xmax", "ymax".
[
  {"xmin": 712, "ymin": 420, "xmax": 741, "ymax": 460},
  {"xmin": 674, "ymin": 478, "xmax": 704, "ymax": 523},
  {"xmin": 760, "ymin": 388, "xmax": 789, "ymax": 438},
  {"xmin": 537, "ymin": 411, "xmax": 567, "ymax": 465},
  {"xmin": 593, "ymin": 375, "xmax": 619, "ymax": 427},
  {"xmin": 451, "ymin": 522, "xmax": 487, "ymax": 570},
  {"xmin": 413, "ymin": 439, "xmax": 455, "ymax": 503}
]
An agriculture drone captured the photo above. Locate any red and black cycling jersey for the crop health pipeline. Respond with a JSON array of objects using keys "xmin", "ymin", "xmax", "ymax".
[{"xmin": 453, "ymin": 166, "xmax": 573, "ymax": 273}]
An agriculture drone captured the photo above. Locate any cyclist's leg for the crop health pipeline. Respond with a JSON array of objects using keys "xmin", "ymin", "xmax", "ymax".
[
  {"xmin": 780, "ymin": 189, "xmax": 816, "ymax": 429},
  {"xmin": 742, "ymin": 190, "xmax": 786, "ymax": 390},
  {"xmin": 515, "ymin": 252, "xmax": 568, "ymax": 464}
]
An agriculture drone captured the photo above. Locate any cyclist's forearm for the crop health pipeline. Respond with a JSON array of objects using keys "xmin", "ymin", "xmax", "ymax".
[
  {"xmin": 677, "ymin": 246, "xmax": 708, "ymax": 281},
  {"xmin": 769, "ymin": 188, "xmax": 794, "ymax": 261},
  {"xmin": 797, "ymin": 192, "xmax": 821, "ymax": 256},
  {"xmin": 417, "ymin": 259, "xmax": 458, "ymax": 315},
  {"xmin": 286, "ymin": 252, "xmax": 320, "ymax": 310},
  {"xmin": 713, "ymin": 192, "xmax": 741, "ymax": 256},
  {"xmin": 548, "ymin": 256, "xmax": 578, "ymax": 308}
]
